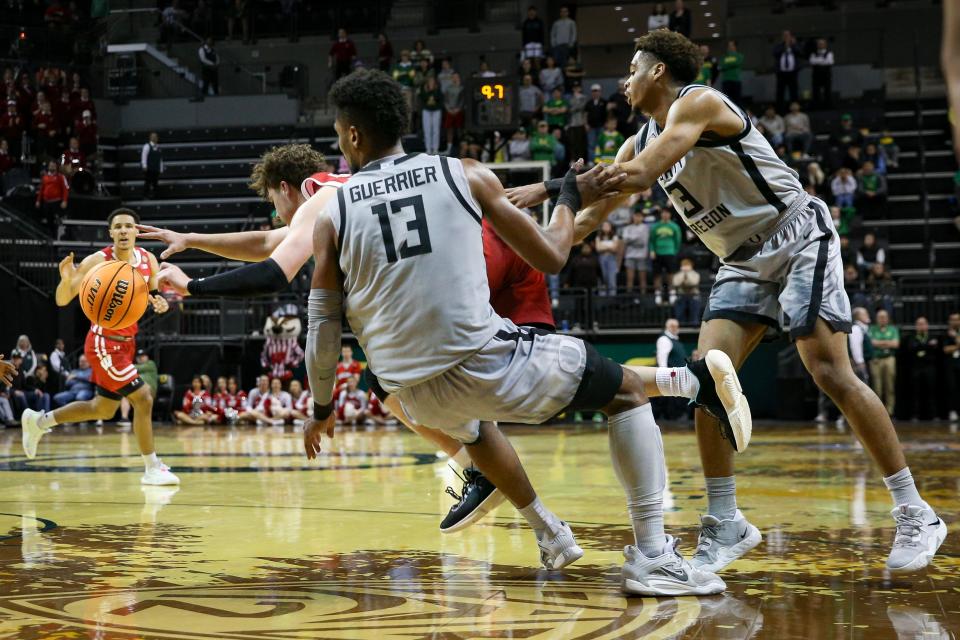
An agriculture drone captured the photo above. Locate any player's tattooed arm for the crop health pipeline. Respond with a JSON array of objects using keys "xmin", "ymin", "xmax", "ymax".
[
  {"xmin": 54, "ymin": 251, "xmax": 105, "ymax": 307},
  {"xmin": 595, "ymin": 90, "xmax": 739, "ymax": 194}
]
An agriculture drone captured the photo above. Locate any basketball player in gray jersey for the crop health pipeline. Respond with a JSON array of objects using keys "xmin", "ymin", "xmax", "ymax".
[
  {"xmin": 301, "ymin": 69, "xmax": 756, "ymax": 596},
  {"xmin": 510, "ymin": 30, "xmax": 945, "ymax": 574}
]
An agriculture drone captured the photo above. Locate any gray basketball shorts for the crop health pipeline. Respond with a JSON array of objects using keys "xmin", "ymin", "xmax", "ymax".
[
  {"xmin": 395, "ymin": 318, "xmax": 622, "ymax": 443},
  {"xmin": 703, "ymin": 197, "xmax": 852, "ymax": 340}
]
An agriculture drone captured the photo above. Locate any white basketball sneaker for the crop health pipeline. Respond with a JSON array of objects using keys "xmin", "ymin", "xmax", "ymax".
[
  {"xmin": 141, "ymin": 461, "xmax": 181, "ymax": 486},
  {"xmin": 690, "ymin": 510, "xmax": 763, "ymax": 573},
  {"xmin": 622, "ymin": 536, "xmax": 726, "ymax": 596},
  {"xmin": 886, "ymin": 504, "xmax": 947, "ymax": 572},
  {"xmin": 537, "ymin": 521, "xmax": 584, "ymax": 570},
  {"xmin": 21, "ymin": 409, "xmax": 49, "ymax": 459}
]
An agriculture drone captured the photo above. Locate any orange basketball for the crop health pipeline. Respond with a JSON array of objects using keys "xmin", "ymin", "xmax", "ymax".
[{"xmin": 79, "ymin": 260, "xmax": 149, "ymax": 330}]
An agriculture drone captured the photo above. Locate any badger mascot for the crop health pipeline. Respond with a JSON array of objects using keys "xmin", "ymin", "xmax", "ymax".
[{"xmin": 260, "ymin": 303, "xmax": 304, "ymax": 382}]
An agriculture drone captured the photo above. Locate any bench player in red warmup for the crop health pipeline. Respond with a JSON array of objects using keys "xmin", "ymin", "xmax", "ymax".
[{"xmin": 21, "ymin": 208, "xmax": 179, "ymax": 485}]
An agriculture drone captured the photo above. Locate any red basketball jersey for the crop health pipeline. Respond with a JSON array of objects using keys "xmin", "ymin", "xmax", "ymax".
[
  {"xmin": 482, "ymin": 219, "xmax": 555, "ymax": 329},
  {"xmin": 90, "ymin": 245, "xmax": 153, "ymax": 338}
]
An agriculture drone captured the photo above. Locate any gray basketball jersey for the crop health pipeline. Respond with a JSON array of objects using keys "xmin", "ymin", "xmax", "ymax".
[
  {"xmin": 635, "ymin": 84, "xmax": 807, "ymax": 259},
  {"xmin": 328, "ymin": 152, "xmax": 500, "ymax": 393}
]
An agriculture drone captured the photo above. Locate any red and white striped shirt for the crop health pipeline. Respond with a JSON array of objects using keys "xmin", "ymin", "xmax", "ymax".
[{"xmin": 260, "ymin": 338, "xmax": 304, "ymax": 381}]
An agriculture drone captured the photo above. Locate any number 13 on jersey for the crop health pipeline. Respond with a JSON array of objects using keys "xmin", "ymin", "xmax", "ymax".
[{"xmin": 371, "ymin": 195, "xmax": 433, "ymax": 263}]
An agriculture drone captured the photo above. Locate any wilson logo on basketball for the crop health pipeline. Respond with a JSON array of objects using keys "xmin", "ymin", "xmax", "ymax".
[
  {"xmin": 85, "ymin": 277, "xmax": 101, "ymax": 307},
  {"xmin": 102, "ymin": 279, "xmax": 130, "ymax": 322}
]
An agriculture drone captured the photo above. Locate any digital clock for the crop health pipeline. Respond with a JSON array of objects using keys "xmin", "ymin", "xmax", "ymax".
[{"xmin": 467, "ymin": 77, "xmax": 518, "ymax": 130}]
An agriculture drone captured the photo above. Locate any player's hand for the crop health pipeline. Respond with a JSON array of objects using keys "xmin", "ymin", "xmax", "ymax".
[
  {"xmin": 0, "ymin": 355, "xmax": 15, "ymax": 386},
  {"xmin": 58, "ymin": 252, "xmax": 77, "ymax": 280},
  {"xmin": 60, "ymin": 201, "xmax": 68, "ymax": 209},
  {"xmin": 149, "ymin": 293, "xmax": 169, "ymax": 314},
  {"xmin": 575, "ymin": 163, "xmax": 618, "ymax": 208},
  {"xmin": 136, "ymin": 224, "xmax": 188, "ymax": 259},
  {"xmin": 303, "ymin": 413, "xmax": 336, "ymax": 459},
  {"xmin": 157, "ymin": 262, "xmax": 192, "ymax": 296},
  {"xmin": 505, "ymin": 182, "xmax": 550, "ymax": 209}
]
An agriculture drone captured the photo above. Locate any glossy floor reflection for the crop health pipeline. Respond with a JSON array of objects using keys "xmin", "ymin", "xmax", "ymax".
[{"xmin": 0, "ymin": 421, "xmax": 957, "ymax": 639}]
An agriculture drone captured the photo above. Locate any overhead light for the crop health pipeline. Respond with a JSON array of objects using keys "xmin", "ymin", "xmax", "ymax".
[
  {"xmin": 708, "ymin": 22, "xmax": 716, "ymax": 27},
  {"xmin": 628, "ymin": 27, "xmax": 636, "ymax": 32},
  {"xmin": 615, "ymin": 5, "xmax": 623, "ymax": 9},
  {"xmin": 622, "ymin": 16, "xmax": 629, "ymax": 21},
  {"xmin": 705, "ymin": 12, "xmax": 712, "ymax": 16},
  {"xmin": 712, "ymin": 32, "xmax": 720, "ymax": 37}
]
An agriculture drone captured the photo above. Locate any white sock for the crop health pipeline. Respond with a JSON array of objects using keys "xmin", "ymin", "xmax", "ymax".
[
  {"xmin": 655, "ymin": 367, "xmax": 699, "ymax": 399},
  {"xmin": 608, "ymin": 403, "xmax": 667, "ymax": 557},
  {"xmin": 705, "ymin": 476, "xmax": 737, "ymax": 520},
  {"xmin": 518, "ymin": 496, "xmax": 561, "ymax": 537},
  {"xmin": 451, "ymin": 446, "xmax": 473, "ymax": 470},
  {"xmin": 883, "ymin": 467, "xmax": 927, "ymax": 509},
  {"xmin": 142, "ymin": 452, "xmax": 160, "ymax": 470},
  {"xmin": 38, "ymin": 411, "xmax": 58, "ymax": 430}
]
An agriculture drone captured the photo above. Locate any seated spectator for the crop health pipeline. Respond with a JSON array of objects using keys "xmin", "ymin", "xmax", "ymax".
[
  {"xmin": 863, "ymin": 142, "xmax": 888, "ymax": 175},
  {"xmin": 865, "ymin": 262, "xmax": 895, "ymax": 317},
  {"xmin": 507, "ymin": 128, "xmax": 531, "ymax": 161},
  {"xmin": 672, "ymin": 257, "xmax": 701, "ymax": 325},
  {"xmin": 784, "ymin": 102, "xmax": 811, "ymax": 155},
  {"xmin": 830, "ymin": 113, "xmax": 864, "ymax": 168},
  {"xmin": 11, "ymin": 334, "xmax": 37, "ymax": 378},
  {"xmin": 73, "ymin": 87, "xmax": 96, "ymax": 121},
  {"xmin": 248, "ymin": 377, "xmax": 293, "ymax": 426},
  {"xmin": 551, "ymin": 128, "xmax": 567, "ymax": 174},
  {"xmin": 566, "ymin": 83, "xmax": 588, "ymax": 160},
  {"xmin": 830, "ymin": 167, "xmax": 857, "ymax": 209},
  {"xmin": 411, "ymin": 39, "xmax": 433, "ymax": 66},
  {"xmin": 539, "ymin": 56, "xmax": 564, "ymax": 94},
  {"xmin": 801, "ymin": 161, "xmax": 826, "ymax": 196},
  {"xmin": 563, "ymin": 54, "xmax": 585, "ymax": 91},
  {"xmin": 54, "ymin": 354, "xmax": 93, "ymax": 406},
  {"xmin": 366, "ymin": 389, "xmax": 395, "ymax": 425},
  {"xmin": 7, "ymin": 353, "xmax": 28, "ymax": 419},
  {"xmin": 650, "ymin": 208, "xmax": 682, "ymax": 305},
  {"xmin": 174, "ymin": 375, "xmax": 218, "ymax": 425},
  {"xmin": 25, "ymin": 364, "xmax": 52, "ymax": 413},
  {"xmin": 0, "ymin": 385, "xmax": 14, "ymax": 426},
  {"xmin": 290, "ymin": 379, "xmax": 312, "ymax": 423},
  {"xmin": 49, "ymin": 338, "xmax": 67, "ymax": 384},
  {"xmin": 518, "ymin": 74, "xmax": 543, "ymax": 127},
  {"xmin": 842, "ymin": 143, "xmax": 863, "ymax": 172},
  {"xmin": 336, "ymin": 346, "xmax": 362, "ymax": 396},
  {"xmin": 246, "ymin": 375, "xmax": 270, "ymax": 413},
  {"xmin": 543, "ymin": 87, "xmax": 568, "ymax": 132},
  {"xmin": 0, "ymin": 101, "xmax": 24, "ymax": 158},
  {"xmin": 856, "ymin": 231, "xmax": 885, "ymax": 274},
  {"xmin": 758, "ymin": 106, "xmax": 785, "ymax": 146},
  {"xmin": 621, "ymin": 209, "xmax": 650, "ymax": 297},
  {"xmin": 844, "ymin": 264, "xmax": 869, "ymax": 310},
  {"xmin": 648, "ymin": 2, "xmax": 669, "ymax": 31},
  {"xmin": 595, "ymin": 221, "xmax": 621, "ymax": 296},
  {"xmin": 32, "ymin": 100, "xmax": 59, "ymax": 161},
  {"xmin": 831, "ymin": 204, "xmax": 856, "ymax": 237},
  {"xmin": 377, "ymin": 33, "xmax": 394, "ymax": 71},
  {"xmin": 857, "ymin": 161, "xmax": 887, "ymax": 217},
  {"xmin": 695, "ymin": 44, "xmax": 718, "ymax": 86},
  {"xmin": 878, "ymin": 130, "xmax": 899, "ymax": 169},
  {"xmin": 474, "ymin": 60, "xmax": 497, "ymax": 78},
  {"xmin": 75, "ymin": 110, "xmax": 97, "ymax": 157},
  {"xmin": 216, "ymin": 376, "xmax": 251, "ymax": 424},
  {"xmin": 0, "ymin": 138, "xmax": 14, "ymax": 176},
  {"xmin": 594, "ymin": 116, "xmax": 625, "ymax": 165},
  {"xmin": 518, "ymin": 58, "xmax": 536, "ymax": 82},
  {"xmin": 61, "ymin": 136, "xmax": 85, "ymax": 180},
  {"xmin": 607, "ymin": 80, "xmax": 634, "ymax": 137},
  {"xmin": 336, "ymin": 375, "xmax": 367, "ymax": 425},
  {"xmin": 530, "ymin": 120, "xmax": 558, "ymax": 163}
]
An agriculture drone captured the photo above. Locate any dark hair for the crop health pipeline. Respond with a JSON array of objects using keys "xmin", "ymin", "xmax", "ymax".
[
  {"xmin": 329, "ymin": 69, "xmax": 409, "ymax": 151},
  {"xmin": 108, "ymin": 207, "xmax": 140, "ymax": 226},
  {"xmin": 249, "ymin": 143, "xmax": 326, "ymax": 199},
  {"xmin": 634, "ymin": 30, "xmax": 702, "ymax": 85}
]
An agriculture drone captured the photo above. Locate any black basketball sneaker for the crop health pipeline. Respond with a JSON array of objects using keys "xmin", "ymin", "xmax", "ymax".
[{"xmin": 440, "ymin": 467, "xmax": 505, "ymax": 533}]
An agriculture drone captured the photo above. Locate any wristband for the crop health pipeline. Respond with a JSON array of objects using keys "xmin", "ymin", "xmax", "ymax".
[
  {"xmin": 543, "ymin": 178, "xmax": 563, "ymax": 200},
  {"xmin": 555, "ymin": 168, "xmax": 582, "ymax": 212},
  {"xmin": 313, "ymin": 401, "xmax": 334, "ymax": 420}
]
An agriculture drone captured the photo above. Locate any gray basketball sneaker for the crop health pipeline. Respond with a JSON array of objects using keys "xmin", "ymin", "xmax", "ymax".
[
  {"xmin": 886, "ymin": 504, "xmax": 947, "ymax": 572},
  {"xmin": 690, "ymin": 509, "xmax": 763, "ymax": 573},
  {"xmin": 537, "ymin": 521, "xmax": 584, "ymax": 570},
  {"xmin": 621, "ymin": 536, "xmax": 726, "ymax": 596}
]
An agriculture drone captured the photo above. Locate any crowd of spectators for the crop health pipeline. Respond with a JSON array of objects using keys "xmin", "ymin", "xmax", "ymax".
[{"xmin": 172, "ymin": 345, "xmax": 395, "ymax": 427}]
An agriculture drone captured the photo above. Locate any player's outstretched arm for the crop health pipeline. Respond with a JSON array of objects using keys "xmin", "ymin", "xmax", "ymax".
[
  {"xmin": 465, "ymin": 159, "xmax": 604, "ymax": 274},
  {"xmin": 572, "ymin": 137, "xmax": 637, "ymax": 243},
  {"xmin": 136, "ymin": 224, "xmax": 287, "ymax": 262},
  {"xmin": 54, "ymin": 251, "xmax": 105, "ymax": 306},
  {"xmin": 596, "ymin": 90, "xmax": 730, "ymax": 194},
  {"xmin": 303, "ymin": 213, "xmax": 342, "ymax": 460}
]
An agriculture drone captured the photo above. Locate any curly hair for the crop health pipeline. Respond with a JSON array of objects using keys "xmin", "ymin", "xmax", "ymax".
[
  {"xmin": 249, "ymin": 144, "xmax": 326, "ymax": 199},
  {"xmin": 634, "ymin": 30, "xmax": 703, "ymax": 85},
  {"xmin": 329, "ymin": 69, "xmax": 409, "ymax": 150}
]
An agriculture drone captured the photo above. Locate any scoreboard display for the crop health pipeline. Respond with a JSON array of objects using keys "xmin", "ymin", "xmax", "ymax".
[{"xmin": 466, "ymin": 77, "xmax": 519, "ymax": 130}]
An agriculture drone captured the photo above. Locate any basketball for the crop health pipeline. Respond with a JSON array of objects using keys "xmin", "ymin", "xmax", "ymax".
[{"xmin": 79, "ymin": 259, "xmax": 148, "ymax": 330}]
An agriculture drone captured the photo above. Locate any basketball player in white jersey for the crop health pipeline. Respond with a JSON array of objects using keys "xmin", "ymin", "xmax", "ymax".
[
  {"xmin": 20, "ymin": 208, "xmax": 179, "ymax": 485},
  {"xmin": 151, "ymin": 144, "xmax": 752, "ymax": 540},
  {"xmin": 299, "ymin": 69, "xmax": 758, "ymax": 596},
  {"xmin": 510, "ymin": 30, "xmax": 946, "ymax": 574}
]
